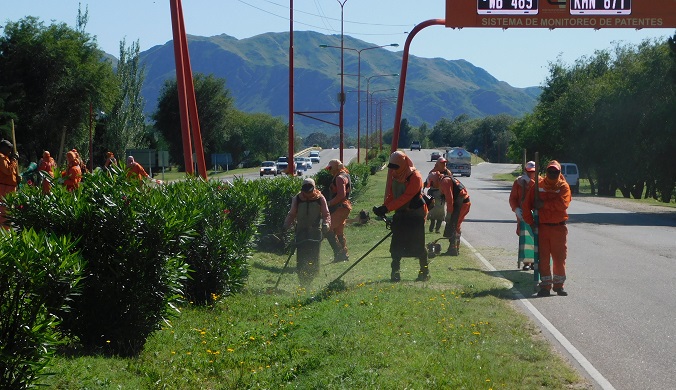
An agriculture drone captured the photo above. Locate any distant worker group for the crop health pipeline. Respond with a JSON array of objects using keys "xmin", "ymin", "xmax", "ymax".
[{"xmin": 0, "ymin": 144, "xmax": 159, "ymax": 229}]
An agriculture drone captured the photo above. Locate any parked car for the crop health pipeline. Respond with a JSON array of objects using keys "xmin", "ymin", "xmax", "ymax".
[
  {"xmin": 259, "ymin": 161, "xmax": 278, "ymax": 177},
  {"xmin": 276, "ymin": 156, "xmax": 288, "ymax": 173},
  {"xmin": 560, "ymin": 163, "xmax": 579, "ymax": 193},
  {"xmin": 410, "ymin": 141, "xmax": 421, "ymax": 151},
  {"xmin": 430, "ymin": 151, "xmax": 441, "ymax": 161},
  {"xmin": 309, "ymin": 151, "xmax": 320, "ymax": 164}
]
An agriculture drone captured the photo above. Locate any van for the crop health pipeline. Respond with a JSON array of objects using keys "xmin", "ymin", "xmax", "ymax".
[{"xmin": 560, "ymin": 163, "xmax": 579, "ymax": 193}]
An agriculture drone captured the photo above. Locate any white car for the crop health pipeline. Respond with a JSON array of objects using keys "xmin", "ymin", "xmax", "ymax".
[
  {"xmin": 259, "ymin": 161, "xmax": 278, "ymax": 177},
  {"xmin": 560, "ymin": 163, "xmax": 579, "ymax": 193},
  {"xmin": 304, "ymin": 157, "xmax": 313, "ymax": 169},
  {"xmin": 309, "ymin": 151, "xmax": 320, "ymax": 164},
  {"xmin": 294, "ymin": 157, "xmax": 308, "ymax": 171}
]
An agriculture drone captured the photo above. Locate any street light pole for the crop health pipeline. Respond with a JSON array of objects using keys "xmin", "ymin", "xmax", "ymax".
[
  {"xmin": 338, "ymin": 0, "xmax": 347, "ymax": 162},
  {"xmin": 320, "ymin": 43, "xmax": 398, "ymax": 163},
  {"xmin": 366, "ymin": 74, "xmax": 398, "ymax": 161}
]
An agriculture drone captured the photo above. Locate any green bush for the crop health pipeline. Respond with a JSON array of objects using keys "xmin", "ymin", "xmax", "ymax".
[
  {"xmin": 255, "ymin": 176, "xmax": 302, "ymax": 251},
  {"xmin": 7, "ymin": 172, "xmax": 192, "ymax": 356},
  {"xmin": 0, "ymin": 229, "xmax": 82, "ymax": 389},
  {"xmin": 162, "ymin": 178, "xmax": 262, "ymax": 305}
]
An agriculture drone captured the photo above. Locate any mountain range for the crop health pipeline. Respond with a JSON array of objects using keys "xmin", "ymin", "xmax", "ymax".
[{"xmin": 138, "ymin": 31, "xmax": 541, "ymax": 137}]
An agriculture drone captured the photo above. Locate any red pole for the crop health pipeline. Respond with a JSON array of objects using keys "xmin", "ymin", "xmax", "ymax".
[
  {"xmin": 338, "ymin": 0, "xmax": 347, "ymax": 163},
  {"xmin": 288, "ymin": 0, "xmax": 295, "ymax": 174},
  {"xmin": 177, "ymin": 0, "xmax": 207, "ymax": 180},
  {"xmin": 386, "ymin": 19, "xmax": 444, "ymax": 201},
  {"xmin": 356, "ymin": 51, "xmax": 361, "ymax": 163},
  {"xmin": 89, "ymin": 102, "xmax": 93, "ymax": 172},
  {"xmin": 169, "ymin": 0, "xmax": 194, "ymax": 173},
  {"xmin": 391, "ymin": 19, "xmax": 444, "ymax": 154}
]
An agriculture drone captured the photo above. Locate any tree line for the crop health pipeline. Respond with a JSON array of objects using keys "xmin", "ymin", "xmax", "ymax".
[
  {"xmin": 0, "ymin": 12, "xmax": 294, "ymax": 172},
  {"xmin": 2, "ymin": 11, "xmax": 674, "ymax": 203}
]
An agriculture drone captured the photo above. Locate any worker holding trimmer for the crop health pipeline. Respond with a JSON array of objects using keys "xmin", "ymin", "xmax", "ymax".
[
  {"xmin": 284, "ymin": 178, "xmax": 331, "ymax": 287},
  {"xmin": 522, "ymin": 160, "xmax": 571, "ymax": 297},
  {"xmin": 373, "ymin": 151, "xmax": 429, "ymax": 282}
]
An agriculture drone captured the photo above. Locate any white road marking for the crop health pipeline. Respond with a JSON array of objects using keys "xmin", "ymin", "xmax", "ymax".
[{"xmin": 461, "ymin": 236, "xmax": 616, "ymax": 390}]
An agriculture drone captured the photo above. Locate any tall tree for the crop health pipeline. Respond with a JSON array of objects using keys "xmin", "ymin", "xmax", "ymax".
[
  {"xmin": 0, "ymin": 16, "xmax": 116, "ymax": 163},
  {"xmin": 98, "ymin": 38, "xmax": 147, "ymax": 164},
  {"xmin": 153, "ymin": 74, "xmax": 235, "ymax": 169}
]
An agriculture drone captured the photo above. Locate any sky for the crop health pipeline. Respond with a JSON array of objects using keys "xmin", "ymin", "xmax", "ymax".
[{"xmin": 1, "ymin": 0, "xmax": 674, "ymax": 88}]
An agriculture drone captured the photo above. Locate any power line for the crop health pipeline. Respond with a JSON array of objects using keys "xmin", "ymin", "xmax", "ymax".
[{"xmin": 236, "ymin": 0, "xmax": 413, "ymax": 36}]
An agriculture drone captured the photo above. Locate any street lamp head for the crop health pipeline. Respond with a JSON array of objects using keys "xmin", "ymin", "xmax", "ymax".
[{"xmin": 389, "ymin": 43, "xmax": 399, "ymax": 47}]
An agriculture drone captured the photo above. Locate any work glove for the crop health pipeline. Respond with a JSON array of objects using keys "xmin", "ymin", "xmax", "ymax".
[
  {"xmin": 10, "ymin": 152, "xmax": 19, "ymax": 161},
  {"xmin": 373, "ymin": 205, "xmax": 388, "ymax": 218},
  {"xmin": 515, "ymin": 207, "xmax": 523, "ymax": 220},
  {"xmin": 322, "ymin": 223, "xmax": 330, "ymax": 236}
]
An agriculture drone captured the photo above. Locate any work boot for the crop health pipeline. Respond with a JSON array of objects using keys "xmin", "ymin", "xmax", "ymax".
[
  {"xmin": 553, "ymin": 287, "xmax": 568, "ymax": 296},
  {"xmin": 334, "ymin": 234, "xmax": 349, "ymax": 262},
  {"xmin": 390, "ymin": 271, "xmax": 401, "ymax": 282},
  {"xmin": 391, "ymin": 257, "xmax": 401, "ymax": 282},
  {"xmin": 415, "ymin": 270, "xmax": 430, "ymax": 282},
  {"xmin": 537, "ymin": 289, "xmax": 551, "ymax": 297},
  {"xmin": 326, "ymin": 232, "xmax": 340, "ymax": 254}
]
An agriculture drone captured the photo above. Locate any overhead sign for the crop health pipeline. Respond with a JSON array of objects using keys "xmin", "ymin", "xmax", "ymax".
[{"xmin": 447, "ymin": 0, "xmax": 676, "ymax": 28}]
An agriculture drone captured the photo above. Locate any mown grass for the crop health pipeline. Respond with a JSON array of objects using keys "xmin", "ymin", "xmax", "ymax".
[{"xmin": 43, "ymin": 169, "xmax": 589, "ymax": 389}]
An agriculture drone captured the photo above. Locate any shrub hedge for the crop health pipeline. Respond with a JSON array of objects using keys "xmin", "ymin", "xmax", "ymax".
[{"xmin": 0, "ymin": 229, "xmax": 82, "ymax": 389}]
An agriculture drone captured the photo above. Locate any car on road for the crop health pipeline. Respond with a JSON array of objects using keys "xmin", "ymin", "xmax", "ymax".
[
  {"xmin": 560, "ymin": 162, "xmax": 579, "ymax": 193},
  {"xmin": 304, "ymin": 157, "xmax": 313, "ymax": 169},
  {"xmin": 309, "ymin": 151, "xmax": 320, "ymax": 164},
  {"xmin": 259, "ymin": 161, "xmax": 278, "ymax": 177},
  {"xmin": 294, "ymin": 157, "xmax": 308, "ymax": 172},
  {"xmin": 276, "ymin": 156, "xmax": 288, "ymax": 174},
  {"xmin": 410, "ymin": 141, "xmax": 421, "ymax": 151},
  {"xmin": 430, "ymin": 151, "xmax": 441, "ymax": 161}
]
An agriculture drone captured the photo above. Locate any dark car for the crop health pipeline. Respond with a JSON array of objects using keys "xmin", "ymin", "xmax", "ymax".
[{"xmin": 430, "ymin": 151, "xmax": 441, "ymax": 161}]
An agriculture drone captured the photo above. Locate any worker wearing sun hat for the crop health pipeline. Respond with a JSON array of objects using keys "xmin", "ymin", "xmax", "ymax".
[
  {"xmin": 373, "ymin": 151, "xmax": 430, "ymax": 282},
  {"xmin": 324, "ymin": 159, "xmax": 352, "ymax": 262},
  {"xmin": 509, "ymin": 160, "xmax": 537, "ymax": 270},
  {"xmin": 283, "ymin": 178, "xmax": 331, "ymax": 286},
  {"xmin": 522, "ymin": 160, "xmax": 572, "ymax": 297},
  {"xmin": 425, "ymin": 157, "xmax": 451, "ymax": 233}
]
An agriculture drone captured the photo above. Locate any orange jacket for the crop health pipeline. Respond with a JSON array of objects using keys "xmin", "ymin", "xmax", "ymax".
[
  {"xmin": 440, "ymin": 176, "xmax": 469, "ymax": 213},
  {"xmin": 384, "ymin": 170, "xmax": 426, "ymax": 212},
  {"xmin": 522, "ymin": 175, "xmax": 571, "ymax": 225},
  {"xmin": 63, "ymin": 165, "xmax": 82, "ymax": 192},
  {"xmin": 509, "ymin": 175, "xmax": 533, "ymax": 212},
  {"xmin": 0, "ymin": 153, "xmax": 18, "ymax": 190},
  {"xmin": 127, "ymin": 162, "xmax": 149, "ymax": 181}
]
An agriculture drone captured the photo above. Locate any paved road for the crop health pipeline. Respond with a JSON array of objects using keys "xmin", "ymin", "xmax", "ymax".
[
  {"xmin": 222, "ymin": 148, "xmax": 358, "ymax": 182},
  {"xmin": 408, "ymin": 149, "xmax": 676, "ymax": 390}
]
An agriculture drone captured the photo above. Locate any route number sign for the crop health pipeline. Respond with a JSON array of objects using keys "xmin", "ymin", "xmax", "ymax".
[
  {"xmin": 478, "ymin": 0, "xmax": 538, "ymax": 15},
  {"xmin": 570, "ymin": 0, "xmax": 630, "ymax": 15},
  {"xmin": 446, "ymin": 0, "xmax": 676, "ymax": 28}
]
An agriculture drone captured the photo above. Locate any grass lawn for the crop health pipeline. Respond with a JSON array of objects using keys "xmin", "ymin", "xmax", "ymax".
[{"xmin": 43, "ymin": 170, "xmax": 590, "ymax": 389}]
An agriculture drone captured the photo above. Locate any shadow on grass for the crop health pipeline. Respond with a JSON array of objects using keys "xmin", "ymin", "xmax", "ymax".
[{"xmin": 568, "ymin": 212, "xmax": 676, "ymax": 227}]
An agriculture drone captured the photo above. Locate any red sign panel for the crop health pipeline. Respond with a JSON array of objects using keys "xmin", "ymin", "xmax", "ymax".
[{"xmin": 446, "ymin": 0, "xmax": 676, "ymax": 28}]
